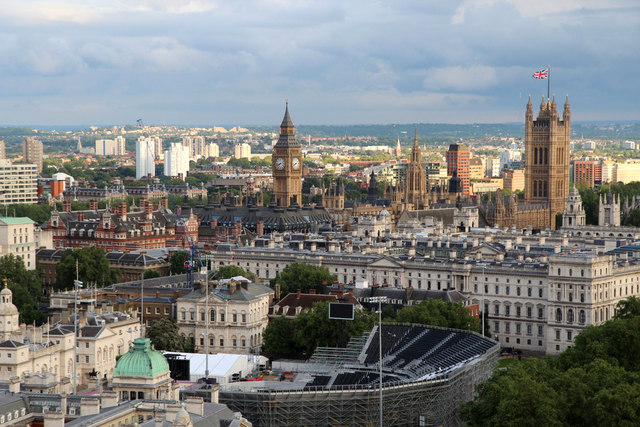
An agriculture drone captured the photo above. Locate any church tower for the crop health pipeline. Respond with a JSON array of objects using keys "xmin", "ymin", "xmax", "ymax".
[
  {"xmin": 405, "ymin": 127, "xmax": 427, "ymax": 209},
  {"xmin": 524, "ymin": 94, "xmax": 571, "ymax": 227},
  {"xmin": 272, "ymin": 103, "xmax": 303, "ymax": 207}
]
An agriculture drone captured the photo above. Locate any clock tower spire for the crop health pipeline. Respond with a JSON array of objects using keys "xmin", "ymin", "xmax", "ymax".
[{"xmin": 272, "ymin": 102, "xmax": 303, "ymax": 207}]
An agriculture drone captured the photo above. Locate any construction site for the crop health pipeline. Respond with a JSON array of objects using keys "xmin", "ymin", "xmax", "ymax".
[{"xmin": 219, "ymin": 323, "xmax": 499, "ymax": 426}]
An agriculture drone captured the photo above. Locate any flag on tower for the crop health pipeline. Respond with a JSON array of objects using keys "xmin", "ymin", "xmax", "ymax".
[{"xmin": 532, "ymin": 69, "xmax": 549, "ymax": 79}]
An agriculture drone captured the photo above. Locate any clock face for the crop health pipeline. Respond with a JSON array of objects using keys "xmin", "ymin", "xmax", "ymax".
[
  {"xmin": 275, "ymin": 157, "xmax": 285, "ymax": 170},
  {"xmin": 292, "ymin": 158, "xmax": 300, "ymax": 170}
]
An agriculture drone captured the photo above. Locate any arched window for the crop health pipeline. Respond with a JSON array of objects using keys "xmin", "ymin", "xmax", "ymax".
[
  {"xmin": 556, "ymin": 308, "xmax": 562, "ymax": 322},
  {"xmin": 210, "ymin": 309, "xmax": 216, "ymax": 322},
  {"xmin": 534, "ymin": 148, "xmax": 538, "ymax": 164},
  {"xmin": 568, "ymin": 309, "xmax": 574, "ymax": 323},
  {"xmin": 579, "ymin": 310, "xmax": 586, "ymax": 324}
]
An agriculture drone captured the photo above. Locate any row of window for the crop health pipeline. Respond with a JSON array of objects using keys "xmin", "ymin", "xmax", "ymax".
[
  {"xmin": 476, "ymin": 284, "xmax": 544, "ymax": 298},
  {"xmin": 181, "ymin": 310, "xmax": 247, "ymax": 323}
]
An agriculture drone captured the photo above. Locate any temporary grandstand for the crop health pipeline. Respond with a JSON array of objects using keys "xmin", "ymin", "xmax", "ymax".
[{"xmin": 219, "ymin": 323, "xmax": 498, "ymax": 426}]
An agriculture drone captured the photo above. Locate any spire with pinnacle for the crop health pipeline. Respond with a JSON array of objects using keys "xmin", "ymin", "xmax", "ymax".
[
  {"xmin": 563, "ymin": 94, "xmax": 571, "ymax": 122},
  {"xmin": 275, "ymin": 101, "xmax": 300, "ymax": 147}
]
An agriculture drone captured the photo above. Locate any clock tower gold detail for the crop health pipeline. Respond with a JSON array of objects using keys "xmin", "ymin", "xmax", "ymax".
[{"xmin": 272, "ymin": 102, "xmax": 302, "ymax": 207}]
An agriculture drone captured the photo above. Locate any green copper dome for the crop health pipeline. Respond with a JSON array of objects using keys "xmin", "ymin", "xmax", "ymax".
[{"xmin": 113, "ymin": 338, "xmax": 169, "ymax": 377}]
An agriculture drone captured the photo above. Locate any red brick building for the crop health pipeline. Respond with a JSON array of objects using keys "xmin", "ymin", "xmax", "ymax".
[{"xmin": 47, "ymin": 198, "xmax": 199, "ymax": 252}]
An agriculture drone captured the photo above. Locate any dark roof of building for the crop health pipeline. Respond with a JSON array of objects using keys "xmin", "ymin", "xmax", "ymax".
[
  {"xmin": 191, "ymin": 204, "xmax": 332, "ymax": 233},
  {"xmin": 0, "ymin": 340, "xmax": 27, "ymax": 348}
]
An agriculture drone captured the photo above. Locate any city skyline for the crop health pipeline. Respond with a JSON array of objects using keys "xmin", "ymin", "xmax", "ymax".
[{"xmin": 0, "ymin": 1, "xmax": 638, "ymax": 126}]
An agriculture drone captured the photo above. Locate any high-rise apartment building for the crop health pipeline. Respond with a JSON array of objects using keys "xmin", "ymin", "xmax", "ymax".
[
  {"xmin": 182, "ymin": 136, "xmax": 205, "ymax": 160},
  {"xmin": 22, "ymin": 137, "xmax": 43, "ymax": 174},
  {"xmin": 164, "ymin": 143, "xmax": 190, "ymax": 178},
  {"xmin": 95, "ymin": 136, "xmax": 126, "ymax": 156},
  {"xmin": 204, "ymin": 143, "xmax": 220, "ymax": 159},
  {"xmin": 136, "ymin": 138, "xmax": 156, "ymax": 179},
  {"xmin": 234, "ymin": 143, "xmax": 251, "ymax": 159},
  {"xmin": 0, "ymin": 159, "xmax": 38, "ymax": 205},
  {"xmin": 445, "ymin": 144, "xmax": 470, "ymax": 195}
]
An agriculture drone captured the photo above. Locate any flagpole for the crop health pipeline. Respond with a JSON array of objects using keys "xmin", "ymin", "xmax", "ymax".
[{"xmin": 547, "ymin": 66, "xmax": 550, "ymax": 100}]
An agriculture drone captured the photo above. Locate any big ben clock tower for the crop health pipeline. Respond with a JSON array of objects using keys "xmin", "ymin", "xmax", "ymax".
[{"xmin": 272, "ymin": 102, "xmax": 302, "ymax": 207}]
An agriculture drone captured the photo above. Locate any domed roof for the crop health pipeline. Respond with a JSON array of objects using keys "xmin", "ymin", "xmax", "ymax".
[
  {"xmin": 113, "ymin": 338, "xmax": 169, "ymax": 377},
  {"xmin": 378, "ymin": 209, "xmax": 390, "ymax": 217},
  {"xmin": 0, "ymin": 284, "xmax": 18, "ymax": 316},
  {"xmin": 173, "ymin": 405, "xmax": 192, "ymax": 426}
]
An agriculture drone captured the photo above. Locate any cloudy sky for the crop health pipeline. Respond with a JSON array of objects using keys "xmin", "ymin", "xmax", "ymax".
[{"xmin": 0, "ymin": 0, "xmax": 638, "ymax": 126}]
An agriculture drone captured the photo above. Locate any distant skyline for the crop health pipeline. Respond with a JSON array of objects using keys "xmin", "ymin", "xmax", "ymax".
[{"xmin": 0, "ymin": 1, "xmax": 638, "ymax": 126}]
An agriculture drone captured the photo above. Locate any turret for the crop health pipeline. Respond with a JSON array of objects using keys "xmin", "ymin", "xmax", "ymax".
[
  {"xmin": 550, "ymin": 95, "xmax": 558, "ymax": 119},
  {"xmin": 526, "ymin": 95, "xmax": 533, "ymax": 122},
  {"xmin": 563, "ymin": 94, "xmax": 571, "ymax": 122}
]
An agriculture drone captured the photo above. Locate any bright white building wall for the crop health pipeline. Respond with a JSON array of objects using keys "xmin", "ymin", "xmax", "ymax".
[
  {"xmin": 136, "ymin": 138, "xmax": 156, "ymax": 179},
  {"xmin": 164, "ymin": 143, "xmax": 190, "ymax": 178}
]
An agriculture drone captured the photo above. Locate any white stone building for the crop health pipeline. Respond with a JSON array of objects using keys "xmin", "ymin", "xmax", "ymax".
[
  {"xmin": 176, "ymin": 277, "xmax": 273, "ymax": 355},
  {"xmin": 0, "ymin": 217, "xmax": 36, "ymax": 270}
]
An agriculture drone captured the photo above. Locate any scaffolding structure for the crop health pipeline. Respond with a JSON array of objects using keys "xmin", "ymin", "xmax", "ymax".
[{"xmin": 220, "ymin": 325, "xmax": 498, "ymax": 426}]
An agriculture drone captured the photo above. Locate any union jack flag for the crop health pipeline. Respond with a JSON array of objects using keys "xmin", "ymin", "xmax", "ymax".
[{"xmin": 532, "ymin": 69, "xmax": 548, "ymax": 79}]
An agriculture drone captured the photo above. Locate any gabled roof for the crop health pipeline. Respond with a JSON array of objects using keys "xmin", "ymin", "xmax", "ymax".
[{"xmin": 368, "ymin": 256, "xmax": 403, "ymax": 269}]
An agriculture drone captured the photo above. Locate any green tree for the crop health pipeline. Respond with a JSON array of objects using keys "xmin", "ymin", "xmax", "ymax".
[
  {"xmin": 462, "ymin": 299, "xmax": 640, "ymax": 426},
  {"xmin": 272, "ymin": 262, "xmax": 335, "ymax": 296},
  {"xmin": 294, "ymin": 301, "xmax": 375, "ymax": 357},
  {"xmin": 460, "ymin": 359, "xmax": 565, "ymax": 426},
  {"xmin": 215, "ymin": 265, "xmax": 255, "ymax": 281},
  {"xmin": 144, "ymin": 270, "xmax": 161, "ymax": 280},
  {"xmin": 262, "ymin": 316, "xmax": 301, "ymax": 358},
  {"xmin": 394, "ymin": 299, "xmax": 481, "ymax": 332},
  {"xmin": 147, "ymin": 318, "xmax": 190, "ymax": 352},
  {"xmin": 0, "ymin": 254, "xmax": 43, "ymax": 325},
  {"xmin": 55, "ymin": 247, "xmax": 118, "ymax": 290},
  {"xmin": 615, "ymin": 296, "xmax": 640, "ymax": 319},
  {"xmin": 169, "ymin": 251, "xmax": 188, "ymax": 275},
  {"xmin": 624, "ymin": 208, "xmax": 640, "ymax": 226}
]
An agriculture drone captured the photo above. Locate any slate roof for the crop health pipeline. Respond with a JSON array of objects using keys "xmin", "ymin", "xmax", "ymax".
[
  {"xmin": 191, "ymin": 204, "xmax": 332, "ymax": 233},
  {"xmin": 0, "ymin": 340, "xmax": 27, "ymax": 348}
]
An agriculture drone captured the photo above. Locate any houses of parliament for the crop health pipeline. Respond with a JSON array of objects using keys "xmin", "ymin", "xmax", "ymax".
[
  {"xmin": 318, "ymin": 94, "xmax": 571, "ymax": 231},
  {"xmin": 204, "ymin": 95, "xmax": 570, "ymax": 234}
]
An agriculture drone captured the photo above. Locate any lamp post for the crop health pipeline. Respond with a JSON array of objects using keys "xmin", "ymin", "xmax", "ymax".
[
  {"xmin": 204, "ymin": 266, "xmax": 210, "ymax": 379},
  {"xmin": 477, "ymin": 263, "xmax": 487, "ymax": 337},
  {"xmin": 140, "ymin": 251, "xmax": 146, "ymax": 335},
  {"xmin": 73, "ymin": 278, "xmax": 83, "ymax": 396},
  {"xmin": 370, "ymin": 295, "xmax": 387, "ymax": 427}
]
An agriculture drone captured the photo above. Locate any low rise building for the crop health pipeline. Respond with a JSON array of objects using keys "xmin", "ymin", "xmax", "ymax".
[{"xmin": 176, "ymin": 277, "xmax": 274, "ymax": 355}]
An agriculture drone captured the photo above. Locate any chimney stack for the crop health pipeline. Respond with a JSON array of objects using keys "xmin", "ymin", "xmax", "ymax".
[
  {"xmin": 257, "ymin": 220, "xmax": 264, "ymax": 237},
  {"xmin": 89, "ymin": 200, "xmax": 98, "ymax": 211},
  {"xmin": 63, "ymin": 200, "xmax": 72, "ymax": 212}
]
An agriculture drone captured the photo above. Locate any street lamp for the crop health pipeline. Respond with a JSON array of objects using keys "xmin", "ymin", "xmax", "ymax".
[
  {"xmin": 73, "ymin": 279, "xmax": 83, "ymax": 396},
  {"xmin": 203, "ymin": 266, "xmax": 210, "ymax": 379},
  {"xmin": 370, "ymin": 295, "xmax": 388, "ymax": 427},
  {"xmin": 476, "ymin": 263, "xmax": 487, "ymax": 337}
]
